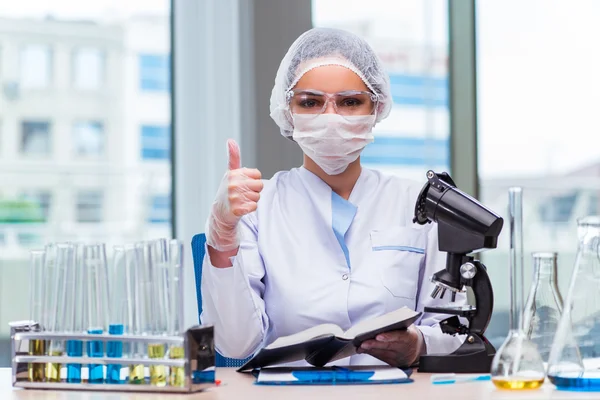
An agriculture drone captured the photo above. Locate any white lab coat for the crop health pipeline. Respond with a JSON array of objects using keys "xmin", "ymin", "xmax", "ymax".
[{"xmin": 201, "ymin": 166, "xmax": 466, "ymax": 365}]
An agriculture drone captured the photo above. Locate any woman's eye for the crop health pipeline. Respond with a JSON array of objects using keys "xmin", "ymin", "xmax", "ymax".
[
  {"xmin": 340, "ymin": 98, "xmax": 363, "ymax": 107},
  {"xmin": 299, "ymin": 99, "xmax": 320, "ymax": 108}
]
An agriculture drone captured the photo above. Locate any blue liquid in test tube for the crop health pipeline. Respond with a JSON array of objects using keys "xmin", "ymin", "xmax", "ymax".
[
  {"xmin": 67, "ymin": 243, "xmax": 84, "ymax": 383},
  {"xmin": 66, "ymin": 340, "xmax": 83, "ymax": 383},
  {"xmin": 87, "ymin": 328, "xmax": 104, "ymax": 383},
  {"xmin": 107, "ymin": 245, "xmax": 130, "ymax": 384},
  {"xmin": 84, "ymin": 244, "xmax": 110, "ymax": 384},
  {"xmin": 107, "ymin": 324, "xmax": 124, "ymax": 383}
]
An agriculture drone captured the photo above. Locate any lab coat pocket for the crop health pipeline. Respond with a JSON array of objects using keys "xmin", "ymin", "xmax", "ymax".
[{"xmin": 370, "ymin": 226, "xmax": 427, "ymax": 299}]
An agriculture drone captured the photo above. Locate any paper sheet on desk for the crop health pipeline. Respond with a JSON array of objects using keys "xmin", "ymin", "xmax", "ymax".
[{"xmin": 256, "ymin": 366, "xmax": 412, "ymax": 385}]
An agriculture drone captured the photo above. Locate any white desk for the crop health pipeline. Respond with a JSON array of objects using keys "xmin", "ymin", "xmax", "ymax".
[{"xmin": 3, "ymin": 368, "xmax": 599, "ymax": 399}]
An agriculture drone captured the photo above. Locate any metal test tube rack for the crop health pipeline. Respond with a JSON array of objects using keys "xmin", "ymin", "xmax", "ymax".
[{"xmin": 10, "ymin": 321, "xmax": 216, "ymax": 393}]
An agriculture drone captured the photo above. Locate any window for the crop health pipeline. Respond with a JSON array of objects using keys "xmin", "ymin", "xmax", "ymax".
[
  {"xmin": 538, "ymin": 192, "xmax": 578, "ymax": 225},
  {"xmin": 19, "ymin": 191, "xmax": 52, "ymax": 222},
  {"xmin": 361, "ymin": 137, "xmax": 449, "ymax": 167},
  {"xmin": 312, "ymin": 0, "xmax": 450, "ymax": 182},
  {"xmin": 477, "ymin": 0, "xmax": 600, "ymax": 348},
  {"xmin": 0, "ymin": 1, "xmax": 172, "ymax": 367},
  {"xmin": 76, "ymin": 190, "xmax": 104, "ymax": 223},
  {"xmin": 139, "ymin": 54, "xmax": 170, "ymax": 92},
  {"xmin": 20, "ymin": 45, "xmax": 52, "ymax": 89},
  {"xmin": 21, "ymin": 121, "xmax": 51, "ymax": 155},
  {"xmin": 141, "ymin": 125, "xmax": 170, "ymax": 160},
  {"xmin": 73, "ymin": 48, "xmax": 104, "ymax": 90},
  {"xmin": 73, "ymin": 121, "xmax": 104, "ymax": 156},
  {"xmin": 148, "ymin": 195, "xmax": 171, "ymax": 224}
]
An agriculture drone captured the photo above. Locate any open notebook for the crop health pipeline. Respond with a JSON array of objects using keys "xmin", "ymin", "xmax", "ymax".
[{"xmin": 238, "ymin": 307, "xmax": 421, "ymax": 372}]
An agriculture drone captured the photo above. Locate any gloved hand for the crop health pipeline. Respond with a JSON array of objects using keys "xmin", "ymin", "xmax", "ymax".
[{"xmin": 205, "ymin": 139, "xmax": 264, "ymax": 252}]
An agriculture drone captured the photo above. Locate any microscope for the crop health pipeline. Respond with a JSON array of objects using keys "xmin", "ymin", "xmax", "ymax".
[{"xmin": 413, "ymin": 171, "xmax": 503, "ymax": 373}]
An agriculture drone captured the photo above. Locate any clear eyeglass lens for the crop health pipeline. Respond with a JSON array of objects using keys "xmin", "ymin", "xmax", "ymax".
[{"xmin": 289, "ymin": 91, "xmax": 375, "ymax": 116}]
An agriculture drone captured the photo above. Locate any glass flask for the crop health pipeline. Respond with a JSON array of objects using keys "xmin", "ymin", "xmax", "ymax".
[
  {"xmin": 491, "ymin": 187, "xmax": 546, "ymax": 390},
  {"xmin": 548, "ymin": 216, "xmax": 600, "ymax": 391},
  {"xmin": 522, "ymin": 252, "xmax": 563, "ymax": 362}
]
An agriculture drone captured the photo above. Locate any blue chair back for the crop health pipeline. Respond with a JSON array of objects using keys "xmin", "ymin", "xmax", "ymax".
[{"xmin": 191, "ymin": 233, "xmax": 252, "ymax": 368}]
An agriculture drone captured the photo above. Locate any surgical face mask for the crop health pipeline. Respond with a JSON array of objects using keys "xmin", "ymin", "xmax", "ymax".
[{"xmin": 292, "ymin": 113, "xmax": 375, "ymax": 175}]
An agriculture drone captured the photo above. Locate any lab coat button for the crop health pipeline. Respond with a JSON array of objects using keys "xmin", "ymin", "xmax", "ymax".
[{"xmin": 342, "ymin": 274, "xmax": 349, "ymax": 280}]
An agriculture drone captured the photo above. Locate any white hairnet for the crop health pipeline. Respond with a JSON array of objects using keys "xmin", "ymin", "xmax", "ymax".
[{"xmin": 270, "ymin": 27, "xmax": 392, "ymax": 138}]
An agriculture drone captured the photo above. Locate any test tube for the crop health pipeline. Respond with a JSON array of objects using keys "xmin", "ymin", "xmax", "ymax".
[
  {"xmin": 84, "ymin": 243, "xmax": 109, "ymax": 384},
  {"xmin": 127, "ymin": 244, "xmax": 145, "ymax": 384},
  {"xmin": 168, "ymin": 240, "xmax": 185, "ymax": 387},
  {"xmin": 65, "ymin": 243, "xmax": 83, "ymax": 383},
  {"xmin": 44, "ymin": 243, "xmax": 74, "ymax": 382},
  {"xmin": 147, "ymin": 239, "xmax": 169, "ymax": 387},
  {"xmin": 28, "ymin": 249, "xmax": 46, "ymax": 382},
  {"xmin": 106, "ymin": 246, "xmax": 127, "ymax": 384}
]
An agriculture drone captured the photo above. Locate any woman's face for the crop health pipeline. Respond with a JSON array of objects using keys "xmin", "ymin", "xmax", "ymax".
[{"xmin": 293, "ymin": 65, "xmax": 370, "ymax": 115}]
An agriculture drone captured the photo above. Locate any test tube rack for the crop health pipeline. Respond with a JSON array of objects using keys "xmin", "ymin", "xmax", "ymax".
[{"xmin": 10, "ymin": 321, "xmax": 216, "ymax": 393}]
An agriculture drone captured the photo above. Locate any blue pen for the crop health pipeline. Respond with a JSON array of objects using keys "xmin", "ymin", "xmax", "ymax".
[{"xmin": 431, "ymin": 373, "xmax": 491, "ymax": 385}]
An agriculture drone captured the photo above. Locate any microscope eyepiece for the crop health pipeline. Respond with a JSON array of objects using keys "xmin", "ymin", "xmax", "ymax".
[{"xmin": 414, "ymin": 170, "xmax": 503, "ymax": 255}]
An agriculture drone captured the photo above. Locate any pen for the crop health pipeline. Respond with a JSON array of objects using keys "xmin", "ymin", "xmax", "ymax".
[{"xmin": 431, "ymin": 373, "xmax": 491, "ymax": 385}]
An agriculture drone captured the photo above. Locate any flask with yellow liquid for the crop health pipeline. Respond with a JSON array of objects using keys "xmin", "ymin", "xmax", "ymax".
[{"xmin": 490, "ymin": 188, "xmax": 545, "ymax": 390}]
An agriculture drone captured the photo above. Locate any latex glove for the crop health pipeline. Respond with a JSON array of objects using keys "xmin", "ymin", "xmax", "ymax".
[
  {"xmin": 205, "ymin": 139, "xmax": 263, "ymax": 252},
  {"xmin": 356, "ymin": 325, "xmax": 426, "ymax": 368}
]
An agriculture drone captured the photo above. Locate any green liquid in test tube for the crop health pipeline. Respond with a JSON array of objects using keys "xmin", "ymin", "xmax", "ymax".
[
  {"xmin": 44, "ymin": 243, "xmax": 75, "ymax": 383},
  {"xmin": 168, "ymin": 240, "xmax": 185, "ymax": 387},
  {"xmin": 28, "ymin": 249, "xmax": 46, "ymax": 382},
  {"xmin": 128, "ymin": 244, "xmax": 146, "ymax": 384},
  {"xmin": 148, "ymin": 239, "xmax": 169, "ymax": 387}
]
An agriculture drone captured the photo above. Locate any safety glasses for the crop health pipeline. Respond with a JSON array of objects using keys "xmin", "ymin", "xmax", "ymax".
[{"xmin": 286, "ymin": 89, "xmax": 378, "ymax": 119}]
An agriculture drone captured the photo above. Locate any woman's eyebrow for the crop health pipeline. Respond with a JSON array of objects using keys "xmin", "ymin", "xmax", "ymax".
[{"xmin": 295, "ymin": 89, "xmax": 323, "ymax": 95}]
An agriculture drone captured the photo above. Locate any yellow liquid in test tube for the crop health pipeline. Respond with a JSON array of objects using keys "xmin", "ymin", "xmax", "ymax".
[
  {"xmin": 45, "ymin": 350, "xmax": 63, "ymax": 382},
  {"xmin": 169, "ymin": 345, "xmax": 185, "ymax": 387},
  {"xmin": 28, "ymin": 339, "xmax": 46, "ymax": 382},
  {"xmin": 492, "ymin": 378, "xmax": 544, "ymax": 390},
  {"xmin": 148, "ymin": 344, "xmax": 166, "ymax": 387},
  {"xmin": 129, "ymin": 364, "xmax": 145, "ymax": 384}
]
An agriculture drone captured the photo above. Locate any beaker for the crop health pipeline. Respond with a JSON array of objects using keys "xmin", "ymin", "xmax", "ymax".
[
  {"xmin": 548, "ymin": 216, "xmax": 600, "ymax": 391},
  {"xmin": 522, "ymin": 252, "xmax": 563, "ymax": 362},
  {"xmin": 490, "ymin": 187, "xmax": 546, "ymax": 390}
]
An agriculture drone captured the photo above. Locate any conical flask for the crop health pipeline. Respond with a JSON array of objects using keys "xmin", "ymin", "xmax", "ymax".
[
  {"xmin": 548, "ymin": 216, "xmax": 600, "ymax": 390},
  {"xmin": 491, "ymin": 187, "xmax": 546, "ymax": 390},
  {"xmin": 522, "ymin": 252, "xmax": 563, "ymax": 362}
]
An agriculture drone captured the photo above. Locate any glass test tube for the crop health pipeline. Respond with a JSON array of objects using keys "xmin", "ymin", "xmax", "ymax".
[
  {"xmin": 148, "ymin": 239, "xmax": 169, "ymax": 387},
  {"xmin": 42, "ymin": 244, "xmax": 58, "ymax": 382},
  {"xmin": 106, "ymin": 246, "xmax": 127, "ymax": 384},
  {"xmin": 28, "ymin": 249, "xmax": 46, "ymax": 382},
  {"xmin": 127, "ymin": 244, "xmax": 145, "ymax": 384},
  {"xmin": 168, "ymin": 240, "xmax": 185, "ymax": 387},
  {"xmin": 65, "ymin": 243, "xmax": 83, "ymax": 383},
  {"xmin": 84, "ymin": 243, "xmax": 110, "ymax": 384},
  {"xmin": 45, "ymin": 243, "xmax": 74, "ymax": 382}
]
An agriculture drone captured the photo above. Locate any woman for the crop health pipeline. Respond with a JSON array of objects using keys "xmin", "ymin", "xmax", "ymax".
[{"xmin": 201, "ymin": 27, "xmax": 464, "ymax": 367}]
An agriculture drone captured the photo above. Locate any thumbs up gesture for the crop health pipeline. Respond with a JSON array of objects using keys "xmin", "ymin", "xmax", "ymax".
[{"xmin": 206, "ymin": 139, "xmax": 264, "ymax": 252}]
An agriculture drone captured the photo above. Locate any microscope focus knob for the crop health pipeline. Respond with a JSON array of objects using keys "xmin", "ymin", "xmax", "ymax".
[{"xmin": 460, "ymin": 262, "xmax": 477, "ymax": 279}]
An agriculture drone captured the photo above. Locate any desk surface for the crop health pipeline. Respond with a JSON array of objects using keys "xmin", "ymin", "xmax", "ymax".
[{"xmin": 2, "ymin": 368, "xmax": 599, "ymax": 399}]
